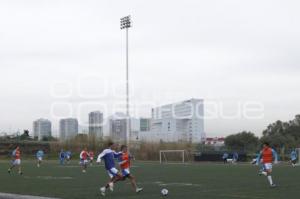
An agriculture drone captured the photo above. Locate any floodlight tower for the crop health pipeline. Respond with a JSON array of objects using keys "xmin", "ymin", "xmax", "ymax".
[{"xmin": 120, "ymin": 15, "xmax": 132, "ymax": 148}]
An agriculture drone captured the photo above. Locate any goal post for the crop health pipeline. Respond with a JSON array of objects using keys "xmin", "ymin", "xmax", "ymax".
[
  {"xmin": 297, "ymin": 148, "xmax": 300, "ymax": 165},
  {"xmin": 159, "ymin": 150, "xmax": 186, "ymax": 164}
]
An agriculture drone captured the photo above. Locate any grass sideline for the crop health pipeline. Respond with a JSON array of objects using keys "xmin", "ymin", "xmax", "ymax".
[{"xmin": 0, "ymin": 160, "xmax": 299, "ymax": 199}]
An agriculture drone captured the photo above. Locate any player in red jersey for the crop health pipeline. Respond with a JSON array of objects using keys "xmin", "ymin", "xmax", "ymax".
[
  {"xmin": 80, "ymin": 147, "xmax": 89, "ymax": 173},
  {"xmin": 8, "ymin": 146, "xmax": 23, "ymax": 175},
  {"xmin": 258, "ymin": 142, "xmax": 278, "ymax": 187},
  {"xmin": 118, "ymin": 145, "xmax": 143, "ymax": 193},
  {"xmin": 89, "ymin": 151, "xmax": 94, "ymax": 166}
]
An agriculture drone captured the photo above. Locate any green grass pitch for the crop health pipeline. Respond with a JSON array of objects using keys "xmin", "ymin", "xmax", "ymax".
[{"xmin": 0, "ymin": 160, "xmax": 299, "ymax": 199}]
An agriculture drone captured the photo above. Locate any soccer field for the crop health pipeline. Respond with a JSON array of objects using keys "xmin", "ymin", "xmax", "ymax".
[{"xmin": 0, "ymin": 161, "xmax": 299, "ymax": 199}]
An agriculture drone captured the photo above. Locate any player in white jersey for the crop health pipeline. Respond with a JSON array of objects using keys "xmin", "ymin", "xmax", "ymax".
[{"xmin": 97, "ymin": 142, "xmax": 123, "ymax": 196}]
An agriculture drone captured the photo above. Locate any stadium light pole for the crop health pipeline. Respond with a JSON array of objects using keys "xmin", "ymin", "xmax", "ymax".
[{"xmin": 120, "ymin": 15, "xmax": 132, "ymax": 149}]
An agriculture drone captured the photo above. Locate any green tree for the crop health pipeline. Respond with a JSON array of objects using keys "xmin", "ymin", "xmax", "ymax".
[
  {"xmin": 261, "ymin": 115, "xmax": 300, "ymax": 149},
  {"xmin": 225, "ymin": 131, "xmax": 259, "ymax": 152},
  {"xmin": 20, "ymin": 130, "xmax": 31, "ymax": 140}
]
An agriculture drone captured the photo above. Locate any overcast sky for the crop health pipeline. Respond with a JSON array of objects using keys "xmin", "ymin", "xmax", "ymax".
[{"xmin": 0, "ymin": 0, "xmax": 299, "ymax": 137}]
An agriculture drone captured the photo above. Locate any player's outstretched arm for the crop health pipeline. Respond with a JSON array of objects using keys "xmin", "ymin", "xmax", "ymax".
[
  {"xmin": 113, "ymin": 151, "xmax": 122, "ymax": 159},
  {"xmin": 97, "ymin": 149, "xmax": 109, "ymax": 163},
  {"xmin": 118, "ymin": 160, "xmax": 127, "ymax": 165}
]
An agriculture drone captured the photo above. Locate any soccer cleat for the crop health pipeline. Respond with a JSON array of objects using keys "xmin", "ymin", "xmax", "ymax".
[
  {"xmin": 100, "ymin": 187, "xmax": 106, "ymax": 196},
  {"xmin": 7, "ymin": 169, "xmax": 11, "ymax": 174},
  {"xmin": 19, "ymin": 171, "xmax": 23, "ymax": 175},
  {"xmin": 108, "ymin": 182, "xmax": 114, "ymax": 192},
  {"xmin": 136, "ymin": 188, "xmax": 143, "ymax": 193},
  {"xmin": 270, "ymin": 184, "xmax": 277, "ymax": 188}
]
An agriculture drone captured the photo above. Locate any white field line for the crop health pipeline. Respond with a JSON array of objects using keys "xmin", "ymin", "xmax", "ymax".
[
  {"xmin": 23, "ymin": 176, "xmax": 73, "ymax": 180},
  {"xmin": 139, "ymin": 181, "xmax": 203, "ymax": 187},
  {"xmin": 0, "ymin": 193, "xmax": 60, "ymax": 199}
]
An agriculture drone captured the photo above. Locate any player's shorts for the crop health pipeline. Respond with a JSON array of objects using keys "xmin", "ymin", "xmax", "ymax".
[
  {"xmin": 263, "ymin": 163, "xmax": 272, "ymax": 170},
  {"xmin": 38, "ymin": 157, "xmax": 43, "ymax": 161},
  {"xmin": 13, "ymin": 159, "xmax": 21, "ymax": 165},
  {"xmin": 121, "ymin": 168, "xmax": 130, "ymax": 177},
  {"xmin": 107, "ymin": 167, "xmax": 119, "ymax": 178},
  {"xmin": 80, "ymin": 159, "xmax": 89, "ymax": 165},
  {"xmin": 90, "ymin": 157, "xmax": 94, "ymax": 161}
]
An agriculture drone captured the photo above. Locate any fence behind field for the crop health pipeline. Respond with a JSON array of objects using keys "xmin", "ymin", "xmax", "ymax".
[{"xmin": 193, "ymin": 151, "xmax": 248, "ymax": 162}]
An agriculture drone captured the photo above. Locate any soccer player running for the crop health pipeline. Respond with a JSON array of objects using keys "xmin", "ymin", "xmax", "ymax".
[
  {"xmin": 290, "ymin": 149, "xmax": 298, "ymax": 167},
  {"xmin": 118, "ymin": 145, "xmax": 143, "ymax": 193},
  {"xmin": 80, "ymin": 147, "xmax": 89, "ymax": 173},
  {"xmin": 8, "ymin": 146, "xmax": 23, "ymax": 175},
  {"xmin": 222, "ymin": 152, "xmax": 229, "ymax": 164},
  {"xmin": 65, "ymin": 151, "xmax": 72, "ymax": 164},
  {"xmin": 59, "ymin": 149, "xmax": 65, "ymax": 165},
  {"xmin": 258, "ymin": 142, "xmax": 278, "ymax": 187},
  {"xmin": 36, "ymin": 149, "xmax": 45, "ymax": 167},
  {"xmin": 232, "ymin": 152, "xmax": 239, "ymax": 164},
  {"xmin": 97, "ymin": 142, "xmax": 123, "ymax": 196}
]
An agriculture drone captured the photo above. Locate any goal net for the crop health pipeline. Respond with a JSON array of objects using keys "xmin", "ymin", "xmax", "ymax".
[{"xmin": 159, "ymin": 150, "xmax": 186, "ymax": 164}]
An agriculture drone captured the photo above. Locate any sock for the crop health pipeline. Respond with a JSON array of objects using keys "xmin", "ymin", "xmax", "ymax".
[{"xmin": 267, "ymin": 175, "xmax": 273, "ymax": 185}]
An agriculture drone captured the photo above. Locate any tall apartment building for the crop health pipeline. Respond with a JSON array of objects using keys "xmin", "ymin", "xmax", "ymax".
[
  {"xmin": 109, "ymin": 118, "xmax": 127, "ymax": 143},
  {"xmin": 140, "ymin": 118, "xmax": 151, "ymax": 132},
  {"xmin": 139, "ymin": 99, "xmax": 205, "ymax": 143},
  {"xmin": 108, "ymin": 112, "xmax": 140, "ymax": 142},
  {"xmin": 59, "ymin": 118, "xmax": 78, "ymax": 140},
  {"xmin": 88, "ymin": 111, "xmax": 103, "ymax": 138},
  {"xmin": 33, "ymin": 119, "xmax": 52, "ymax": 140}
]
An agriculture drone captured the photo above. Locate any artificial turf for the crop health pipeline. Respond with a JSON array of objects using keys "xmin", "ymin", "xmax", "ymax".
[{"xmin": 0, "ymin": 160, "xmax": 299, "ymax": 199}]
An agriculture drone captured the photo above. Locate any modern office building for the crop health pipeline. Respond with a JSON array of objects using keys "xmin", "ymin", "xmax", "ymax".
[
  {"xmin": 108, "ymin": 112, "xmax": 140, "ymax": 142},
  {"xmin": 33, "ymin": 119, "xmax": 52, "ymax": 140},
  {"xmin": 59, "ymin": 118, "xmax": 78, "ymax": 140},
  {"xmin": 140, "ymin": 118, "xmax": 151, "ymax": 132},
  {"xmin": 88, "ymin": 111, "xmax": 103, "ymax": 138},
  {"xmin": 139, "ymin": 99, "xmax": 205, "ymax": 143}
]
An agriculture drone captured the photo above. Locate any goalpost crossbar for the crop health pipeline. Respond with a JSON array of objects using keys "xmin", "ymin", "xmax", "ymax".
[{"xmin": 159, "ymin": 150, "xmax": 186, "ymax": 164}]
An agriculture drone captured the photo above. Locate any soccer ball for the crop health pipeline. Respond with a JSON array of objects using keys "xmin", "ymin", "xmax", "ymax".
[{"xmin": 161, "ymin": 188, "xmax": 168, "ymax": 196}]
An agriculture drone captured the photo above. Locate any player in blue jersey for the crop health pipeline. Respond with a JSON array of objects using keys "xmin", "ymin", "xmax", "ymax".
[
  {"xmin": 290, "ymin": 149, "xmax": 298, "ymax": 167},
  {"xmin": 97, "ymin": 142, "xmax": 123, "ymax": 196},
  {"xmin": 36, "ymin": 149, "xmax": 45, "ymax": 167},
  {"xmin": 233, "ymin": 152, "xmax": 239, "ymax": 164},
  {"xmin": 251, "ymin": 152, "xmax": 260, "ymax": 165},
  {"xmin": 222, "ymin": 152, "xmax": 229, "ymax": 164},
  {"xmin": 59, "ymin": 149, "xmax": 65, "ymax": 165},
  {"xmin": 65, "ymin": 151, "xmax": 72, "ymax": 164}
]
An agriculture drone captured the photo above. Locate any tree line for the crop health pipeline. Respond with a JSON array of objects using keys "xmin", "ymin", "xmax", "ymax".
[{"xmin": 225, "ymin": 115, "xmax": 300, "ymax": 152}]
